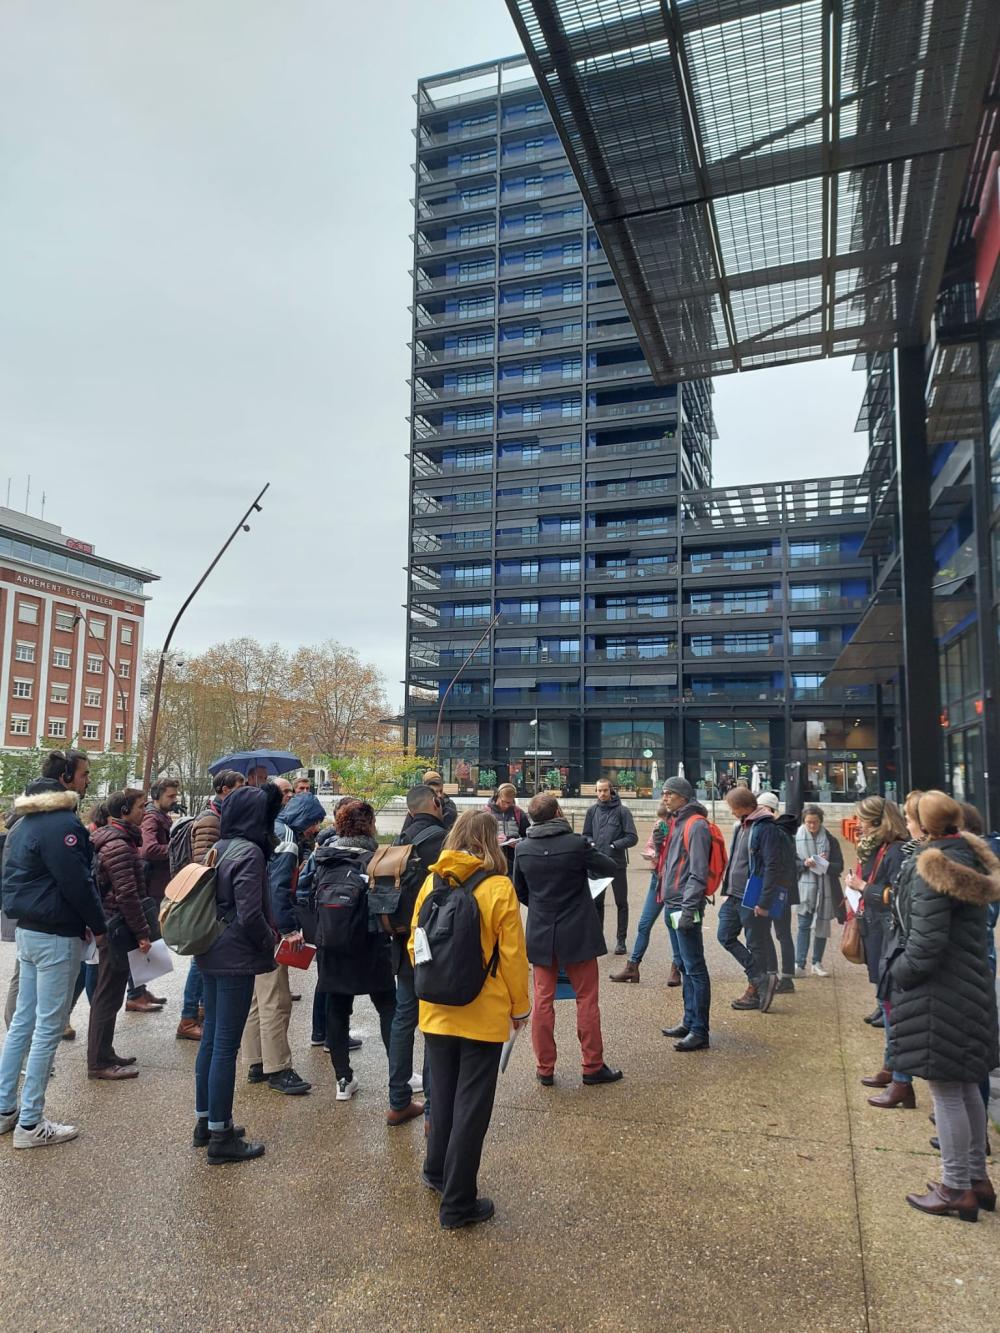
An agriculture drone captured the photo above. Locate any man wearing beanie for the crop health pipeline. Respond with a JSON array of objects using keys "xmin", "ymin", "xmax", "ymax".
[{"xmin": 657, "ymin": 776, "xmax": 712, "ymax": 1051}]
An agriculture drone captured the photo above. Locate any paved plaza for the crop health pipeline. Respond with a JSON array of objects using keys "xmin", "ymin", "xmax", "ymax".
[{"xmin": 0, "ymin": 859, "xmax": 997, "ymax": 1333}]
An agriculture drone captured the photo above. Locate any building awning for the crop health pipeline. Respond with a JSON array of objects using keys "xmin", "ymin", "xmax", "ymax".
[
  {"xmin": 825, "ymin": 595, "xmax": 901, "ymax": 686},
  {"xmin": 494, "ymin": 675, "xmax": 536, "ymax": 688},
  {"xmin": 506, "ymin": 0, "xmax": 1000, "ymax": 381},
  {"xmin": 586, "ymin": 672, "xmax": 631, "ymax": 686}
]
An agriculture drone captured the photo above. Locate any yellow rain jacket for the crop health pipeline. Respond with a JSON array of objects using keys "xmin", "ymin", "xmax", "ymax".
[{"xmin": 408, "ymin": 849, "xmax": 530, "ymax": 1043}]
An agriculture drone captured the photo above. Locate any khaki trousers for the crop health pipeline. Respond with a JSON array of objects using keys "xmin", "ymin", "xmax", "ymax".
[{"xmin": 241, "ymin": 964, "xmax": 292, "ymax": 1074}]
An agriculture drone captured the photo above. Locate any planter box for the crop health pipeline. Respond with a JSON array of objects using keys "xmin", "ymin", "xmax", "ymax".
[{"xmin": 477, "ymin": 788, "xmax": 493, "ymax": 797}]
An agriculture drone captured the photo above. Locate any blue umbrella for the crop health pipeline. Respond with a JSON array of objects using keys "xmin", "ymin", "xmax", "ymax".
[{"xmin": 208, "ymin": 749, "xmax": 303, "ymax": 779}]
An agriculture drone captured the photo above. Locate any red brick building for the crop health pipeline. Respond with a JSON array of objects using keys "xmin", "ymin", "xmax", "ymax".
[{"xmin": 0, "ymin": 507, "xmax": 157, "ymax": 757}]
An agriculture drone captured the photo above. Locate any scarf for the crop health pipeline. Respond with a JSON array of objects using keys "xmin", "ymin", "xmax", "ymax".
[{"xmin": 856, "ymin": 829, "xmax": 882, "ymax": 864}]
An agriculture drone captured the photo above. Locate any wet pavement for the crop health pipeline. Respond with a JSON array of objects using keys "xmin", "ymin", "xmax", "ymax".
[{"xmin": 0, "ymin": 859, "xmax": 997, "ymax": 1332}]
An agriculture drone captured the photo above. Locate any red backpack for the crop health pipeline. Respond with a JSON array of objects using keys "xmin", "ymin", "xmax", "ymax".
[{"xmin": 658, "ymin": 814, "xmax": 728, "ymax": 902}]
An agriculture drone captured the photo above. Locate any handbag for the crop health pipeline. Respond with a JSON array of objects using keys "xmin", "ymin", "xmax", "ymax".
[{"xmin": 840, "ymin": 911, "xmax": 866, "ymax": 965}]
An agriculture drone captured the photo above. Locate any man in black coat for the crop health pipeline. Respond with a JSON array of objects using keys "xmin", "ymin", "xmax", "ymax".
[
  {"xmin": 582, "ymin": 779, "xmax": 638, "ymax": 955},
  {"xmin": 385, "ymin": 784, "xmax": 447, "ymax": 1126},
  {"xmin": 513, "ymin": 794, "xmax": 623, "ymax": 1087}
]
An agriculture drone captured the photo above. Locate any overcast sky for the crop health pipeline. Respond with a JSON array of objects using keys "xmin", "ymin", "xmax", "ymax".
[{"xmin": 0, "ymin": 2, "xmax": 865, "ymax": 708}]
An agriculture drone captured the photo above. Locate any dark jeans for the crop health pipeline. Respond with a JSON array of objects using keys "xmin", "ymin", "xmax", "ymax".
[
  {"xmin": 716, "ymin": 895, "xmax": 753, "ymax": 980},
  {"xmin": 311, "ymin": 990, "xmax": 326, "ymax": 1043},
  {"xmin": 594, "ymin": 866, "xmax": 629, "ymax": 944},
  {"xmin": 84, "ymin": 963, "xmax": 98, "ymax": 1003},
  {"xmin": 423, "ymin": 1033, "xmax": 502, "ymax": 1226},
  {"xmin": 773, "ymin": 906, "xmax": 795, "ymax": 977},
  {"xmin": 388, "ymin": 963, "xmax": 429, "ymax": 1112},
  {"xmin": 87, "ymin": 943, "xmax": 130, "ymax": 1071},
  {"xmin": 326, "ymin": 988, "xmax": 395, "ymax": 1082},
  {"xmin": 181, "ymin": 960, "xmax": 204, "ymax": 1021},
  {"xmin": 195, "ymin": 973, "xmax": 256, "ymax": 1130},
  {"xmin": 673, "ymin": 920, "xmax": 711, "ymax": 1038},
  {"xmin": 739, "ymin": 903, "xmax": 777, "ymax": 987}
]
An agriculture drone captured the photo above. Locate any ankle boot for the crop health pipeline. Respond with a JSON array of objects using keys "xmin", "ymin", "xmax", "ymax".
[
  {"xmin": 906, "ymin": 1182, "xmax": 978, "ymax": 1222},
  {"xmin": 731, "ymin": 984, "xmax": 759, "ymax": 1011},
  {"xmin": 207, "ymin": 1127, "xmax": 265, "ymax": 1164},
  {"xmin": 972, "ymin": 1178, "xmax": 997, "ymax": 1212},
  {"xmin": 667, "ymin": 962, "xmax": 681, "ymax": 987},
  {"xmin": 867, "ymin": 1080, "xmax": 916, "ymax": 1109},
  {"xmin": 860, "ymin": 1068, "xmax": 892, "ymax": 1088},
  {"xmin": 610, "ymin": 959, "xmax": 640, "ymax": 983}
]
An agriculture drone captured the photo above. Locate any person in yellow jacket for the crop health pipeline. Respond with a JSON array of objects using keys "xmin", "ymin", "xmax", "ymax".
[{"xmin": 409, "ymin": 809, "xmax": 530, "ymax": 1230}]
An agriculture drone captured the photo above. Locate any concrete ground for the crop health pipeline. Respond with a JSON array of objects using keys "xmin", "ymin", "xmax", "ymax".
[{"xmin": 0, "ymin": 860, "xmax": 998, "ymax": 1333}]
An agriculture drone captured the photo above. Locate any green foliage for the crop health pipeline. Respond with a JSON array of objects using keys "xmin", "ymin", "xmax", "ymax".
[
  {"xmin": 477, "ymin": 768, "xmax": 497, "ymax": 791},
  {"xmin": 324, "ymin": 744, "xmax": 431, "ymax": 813},
  {"xmin": 615, "ymin": 769, "xmax": 637, "ymax": 790},
  {"xmin": 545, "ymin": 767, "xmax": 562, "ymax": 789}
]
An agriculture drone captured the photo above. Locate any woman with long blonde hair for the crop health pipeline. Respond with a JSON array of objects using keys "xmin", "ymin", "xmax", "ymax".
[{"xmin": 409, "ymin": 809, "xmax": 530, "ymax": 1230}]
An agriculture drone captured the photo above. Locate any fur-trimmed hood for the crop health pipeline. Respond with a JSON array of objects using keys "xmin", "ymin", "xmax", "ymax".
[
  {"xmin": 917, "ymin": 833, "xmax": 1000, "ymax": 907},
  {"xmin": 13, "ymin": 788, "xmax": 79, "ymax": 817}
]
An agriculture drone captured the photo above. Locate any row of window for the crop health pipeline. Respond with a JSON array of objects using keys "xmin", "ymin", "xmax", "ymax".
[
  {"xmin": 13, "ymin": 641, "xmax": 130, "ymax": 674},
  {"xmin": 0, "ymin": 534, "xmax": 145, "ymax": 595},
  {"xmin": 11, "ymin": 680, "xmax": 124, "ymax": 705},
  {"xmin": 12, "ymin": 604, "xmax": 135, "ymax": 641},
  {"xmin": 9, "ymin": 716, "xmax": 126, "ymax": 741},
  {"xmin": 438, "ymin": 204, "xmax": 584, "ymax": 251}
]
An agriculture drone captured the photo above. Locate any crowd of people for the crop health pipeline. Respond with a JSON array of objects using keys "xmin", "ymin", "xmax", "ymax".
[{"xmin": 0, "ymin": 750, "xmax": 998, "ymax": 1230}]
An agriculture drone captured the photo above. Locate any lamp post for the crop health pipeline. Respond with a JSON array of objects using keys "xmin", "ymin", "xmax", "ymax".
[
  {"xmin": 74, "ymin": 609, "xmax": 130, "ymax": 787},
  {"xmin": 529, "ymin": 709, "xmax": 540, "ymax": 793},
  {"xmin": 432, "ymin": 611, "xmax": 501, "ymax": 774},
  {"xmin": 142, "ymin": 483, "xmax": 269, "ymax": 792}
]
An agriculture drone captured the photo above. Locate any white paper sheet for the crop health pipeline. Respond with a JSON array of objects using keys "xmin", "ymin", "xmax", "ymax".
[
  {"xmin": 81, "ymin": 938, "xmax": 99, "ymax": 965},
  {"xmin": 126, "ymin": 938, "xmax": 175, "ymax": 986},
  {"xmin": 588, "ymin": 876, "xmax": 614, "ymax": 899},
  {"xmin": 844, "ymin": 886, "xmax": 862, "ymax": 915},
  {"xmin": 812, "ymin": 853, "xmax": 829, "ymax": 874}
]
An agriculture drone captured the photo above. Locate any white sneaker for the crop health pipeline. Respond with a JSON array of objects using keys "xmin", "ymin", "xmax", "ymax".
[
  {"xmin": 348, "ymin": 1030, "xmax": 363, "ymax": 1043},
  {"xmin": 0, "ymin": 1108, "xmax": 19, "ymax": 1135},
  {"xmin": 336, "ymin": 1077, "xmax": 358, "ymax": 1102},
  {"xmin": 408, "ymin": 1074, "xmax": 424, "ymax": 1094},
  {"xmin": 13, "ymin": 1118, "xmax": 79, "ymax": 1149},
  {"xmin": 811, "ymin": 963, "xmax": 829, "ymax": 977},
  {"xmin": 794, "ymin": 966, "xmax": 808, "ymax": 978}
]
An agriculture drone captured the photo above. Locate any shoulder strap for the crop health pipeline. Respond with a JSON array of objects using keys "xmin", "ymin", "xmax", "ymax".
[{"xmin": 409, "ymin": 825, "xmax": 442, "ymax": 854}]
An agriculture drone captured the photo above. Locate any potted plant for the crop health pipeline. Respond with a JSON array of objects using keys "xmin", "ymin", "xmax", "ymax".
[
  {"xmin": 477, "ymin": 767, "xmax": 497, "ymax": 796},
  {"xmin": 616, "ymin": 769, "xmax": 637, "ymax": 795},
  {"xmin": 544, "ymin": 767, "xmax": 563, "ymax": 794}
]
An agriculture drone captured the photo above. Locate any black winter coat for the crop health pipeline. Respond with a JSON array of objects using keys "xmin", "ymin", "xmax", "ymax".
[
  {"xmin": 195, "ymin": 784, "xmax": 279, "ymax": 978},
  {"xmin": 888, "ymin": 833, "xmax": 1000, "ymax": 1083},
  {"xmin": 512, "ymin": 818, "xmax": 618, "ymax": 965},
  {"xmin": 582, "ymin": 794, "xmax": 638, "ymax": 867},
  {"xmin": 315, "ymin": 837, "xmax": 394, "ymax": 996}
]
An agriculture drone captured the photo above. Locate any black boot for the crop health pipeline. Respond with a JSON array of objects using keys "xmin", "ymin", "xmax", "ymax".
[
  {"xmin": 193, "ymin": 1117, "xmax": 246, "ymax": 1148},
  {"xmin": 207, "ymin": 1127, "xmax": 265, "ymax": 1164}
]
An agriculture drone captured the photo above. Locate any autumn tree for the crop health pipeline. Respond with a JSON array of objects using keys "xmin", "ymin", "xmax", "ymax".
[
  {"xmin": 287, "ymin": 641, "xmax": 389, "ymax": 761},
  {"xmin": 326, "ymin": 741, "xmax": 430, "ymax": 812},
  {"xmin": 200, "ymin": 637, "xmax": 290, "ymax": 752}
]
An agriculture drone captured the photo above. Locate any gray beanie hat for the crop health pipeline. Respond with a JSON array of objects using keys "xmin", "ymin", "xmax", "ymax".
[{"xmin": 662, "ymin": 776, "xmax": 693, "ymax": 800}]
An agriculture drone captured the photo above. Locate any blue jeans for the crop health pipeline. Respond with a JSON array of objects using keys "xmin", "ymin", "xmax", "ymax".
[
  {"xmin": 182, "ymin": 960, "xmax": 204, "ymax": 1021},
  {"xmin": 631, "ymin": 873, "xmax": 670, "ymax": 965},
  {"xmin": 717, "ymin": 895, "xmax": 753, "ymax": 980},
  {"xmin": 795, "ymin": 910, "xmax": 829, "ymax": 969},
  {"xmin": 673, "ymin": 920, "xmax": 711, "ymax": 1039},
  {"xmin": 195, "ymin": 973, "xmax": 256, "ymax": 1130},
  {"xmin": 0, "ymin": 929, "xmax": 82, "ymax": 1126},
  {"xmin": 388, "ymin": 965, "xmax": 429, "ymax": 1112}
]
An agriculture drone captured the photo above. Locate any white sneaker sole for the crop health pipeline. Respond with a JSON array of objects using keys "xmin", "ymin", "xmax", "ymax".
[{"xmin": 336, "ymin": 1084, "xmax": 358, "ymax": 1102}]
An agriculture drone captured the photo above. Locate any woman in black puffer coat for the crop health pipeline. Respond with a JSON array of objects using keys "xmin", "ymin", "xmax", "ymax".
[{"xmin": 889, "ymin": 791, "xmax": 1000, "ymax": 1222}]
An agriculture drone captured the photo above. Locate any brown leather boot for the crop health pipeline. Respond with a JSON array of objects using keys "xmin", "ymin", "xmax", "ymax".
[
  {"xmin": 860, "ymin": 1068, "xmax": 892, "ymax": 1088},
  {"xmin": 731, "ymin": 985, "xmax": 759, "ymax": 1011},
  {"xmin": 610, "ymin": 960, "xmax": 640, "ymax": 983},
  {"xmin": 176, "ymin": 1018, "xmax": 203, "ymax": 1041},
  {"xmin": 667, "ymin": 962, "xmax": 681, "ymax": 987},
  {"xmin": 906, "ymin": 1182, "xmax": 978, "ymax": 1222},
  {"xmin": 972, "ymin": 1178, "xmax": 997, "ymax": 1212},
  {"xmin": 867, "ymin": 1080, "xmax": 916, "ymax": 1109}
]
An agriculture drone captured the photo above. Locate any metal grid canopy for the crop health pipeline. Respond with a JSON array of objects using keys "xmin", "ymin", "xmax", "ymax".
[{"xmin": 506, "ymin": 0, "xmax": 1000, "ymax": 382}]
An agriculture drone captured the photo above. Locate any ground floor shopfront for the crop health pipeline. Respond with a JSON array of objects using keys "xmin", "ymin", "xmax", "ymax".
[{"xmin": 415, "ymin": 711, "xmax": 896, "ymax": 803}]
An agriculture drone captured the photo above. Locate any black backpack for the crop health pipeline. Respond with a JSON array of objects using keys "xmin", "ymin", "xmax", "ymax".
[
  {"xmin": 167, "ymin": 816, "xmax": 198, "ymax": 877},
  {"xmin": 314, "ymin": 847, "xmax": 370, "ymax": 955},
  {"xmin": 413, "ymin": 869, "xmax": 499, "ymax": 1006}
]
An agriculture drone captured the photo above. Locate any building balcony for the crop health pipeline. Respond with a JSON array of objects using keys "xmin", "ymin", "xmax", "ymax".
[
  {"xmin": 412, "ymin": 330, "xmax": 495, "ymax": 368},
  {"xmin": 498, "ymin": 367, "xmax": 582, "ymax": 395},
  {"xmin": 683, "ymin": 555, "xmax": 782, "ymax": 577},
  {"xmin": 584, "ymin": 683, "xmax": 678, "ymax": 705},
  {"xmin": 499, "ymin": 206, "xmax": 584, "ymax": 245},
  {"xmin": 496, "ymin": 488, "xmax": 580, "ymax": 510},
  {"xmin": 786, "ymin": 596, "xmax": 868, "ymax": 614},
  {"xmin": 789, "ymin": 684, "xmax": 874, "ymax": 702},
  {"xmin": 496, "ymin": 568, "xmax": 580, "ymax": 587},
  {"xmin": 416, "ymin": 119, "xmax": 498, "ymax": 151},
  {"xmin": 418, "ymin": 156, "xmax": 498, "ymax": 187},
  {"xmin": 498, "ymin": 441, "xmax": 582, "ymax": 470},
  {"xmin": 412, "ymin": 376, "xmax": 495, "ymax": 404},
  {"xmin": 414, "ymin": 228, "xmax": 498, "ymax": 259},
  {"xmin": 412, "ymin": 411, "xmax": 494, "ymax": 442},
  {"xmin": 415, "ymin": 266, "xmax": 497, "ymax": 295},
  {"xmin": 588, "ymin": 562, "xmax": 678, "ymax": 584},
  {"xmin": 411, "ymin": 447, "xmax": 493, "ymax": 479},
  {"xmin": 587, "ymin": 360, "xmax": 652, "ymax": 384},
  {"xmin": 586, "ymin": 647, "xmax": 677, "ymax": 663},
  {"xmin": 496, "ymin": 529, "xmax": 581, "ymax": 548},
  {"xmin": 787, "ymin": 641, "xmax": 844, "ymax": 657},
  {"xmin": 499, "ymin": 288, "xmax": 583, "ymax": 319},
  {"xmin": 499, "ymin": 172, "xmax": 577, "ymax": 205},
  {"xmin": 416, "ymin": 189, "xmax": 498, "ymax": 223},
  {"xmin": 414, "ymin": 298, "xmax": 496, "ymax": 330},
  {"xmin": 436, "ymin": 573, "xmax": 493, "ymax": 591},
  {"xmin": 436, "ymin": 612, "xmax": 495, "ymax": 630},
  {"xmin": 587, "ymin": 397, "xmax": 677, "ymax": 422},
  {"xmin": 499, "ymin": 250, "xmax": 584, "ymax": 282},
  {"xmin": 413, "ymin": 531, "xmax": 492, "ymax": 555},
  {"xmin": 685, "ymin": 599, "xmax": 781, "ymax": 617},
  {"xmin": 787, "ymin": 550, "xmax": 865, "ymax": 569},
  {"xmin": 423, "ymin": 684, "xmax": 492, "ymax": 707},
  {"xmin": 499, "ymin": 140, "xmax": 566, "ymax": 169},
  {"xmin": 587, "ymin": 478, "xmax": 675, "ymax": 505},
  {"xmin": 495, "ymin": 648, "xmax": 581, "ymax": 666},
  {"xmin": 587, "ymin": 520, "xmax": 676, "ymax": 542},
  {"xmin": 498, "ymin": 318, "xmax": 584, "ymax": 357},
  {"xmin": 586, "ymin": 436, "xmax": 674, "ymax": 461},
  {"xmin": 412, "ymin": 492, "xmax": 492, "ymax": 517},
  {"xmin": 498, "ymin": 609, "xmax": 581, "ymax": 627},
  {"xmin": 684, "ymin": 643, "xmax": 781, "ymax": 661},
  {"xmin": 683, "ymin": 685, "xmax": 783, "ymax": 703},
  {"xmin": 587, "ymin": 604, "xmax": 676, "ymax": 623}
]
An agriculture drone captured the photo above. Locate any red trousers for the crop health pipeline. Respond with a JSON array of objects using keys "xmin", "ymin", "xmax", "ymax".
[{"xmin": 532, "ymin": 957, "xmax": 604, "ymax": 1076}]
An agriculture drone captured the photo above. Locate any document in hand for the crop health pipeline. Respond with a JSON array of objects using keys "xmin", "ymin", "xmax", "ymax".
[
  {"xmin": 500, "ymin": 1024, "xmax": 521, "ymax": 1074},
  {"xmin": 588, "ymin": 876, "xmax": 614, "ymax": 899},
  {"xmin": 812, "ymin": 853, "xmax": 830, "ymax": 874},
  {"xmin": 127, "ymin": 938, "xmax": 175, "ymax": 987},
  {"xmin": 844, "ymin": 886, "xmax": 862, "ymax": 915}
]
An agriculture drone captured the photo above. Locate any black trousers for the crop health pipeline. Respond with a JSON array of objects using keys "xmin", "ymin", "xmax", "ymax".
[
  {"xmin": 594, "ymin": 866, "xmax": 629, "ymax": 943},
  {"xmin": 423, "ymin": 1033, "xmax": 502, "ymax": 1226},
  {"xmin": 325, "ymin": 988, "xmax": 395, "ymax": 1082},
  {"xmin": 773, "ymin": 906, "xmax": 795, "ymax": 976},
  {"xmin": 739, "ymin": 904, "xmax": 777, "ymax": 988},
  {"xmin": 87, "ymin": 943, "xmax": 130, "ymax": 1071}
]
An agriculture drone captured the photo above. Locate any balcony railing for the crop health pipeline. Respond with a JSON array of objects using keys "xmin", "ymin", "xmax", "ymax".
[
  {"xmin": 413, "ymin": 415, "xmax": 494, "ymax": 441},
  {"xmin": 415, "ymin": 230, "xmax": 498, "ymax": 258},
  {"xmin": 413, "ymin": 379, "xmax": 496, "ymax": 404},
  {"xmin": 497, "ymin": 489, "xmax": 581, "ymax": 509},
  {"xmin": 587, "ymin": 604, "xmax": 676, "ymax": 621},
  {"xmin": 496, "ymin": 568, "xmax": 580, "ymax": 586},
  {"xmin": 413, "ymin": 337, "xmax": 495, "ymax": 368},
  {"xmin": 497, "ymin": 529, "xmax": 581, "ymax": 547},
  {"xmin": 685, "ymin": 643, "xmax": 780, "ymax": 660},
  {"xmin": 495, "ymin": 649, "xmax": 581, "ymax": 665},
  {"xmin": 683, "ymin": 556, "xmax": 781, "ymax": 576},
  {"xmin": 588, "ymin": 398, "xmax": 677, "ymax": 421},
  {"xmin": 587, "ymin": 361, "xmax": 651, "ymax": 383},
  {"xmin": 417, "ymin": 191, "xmax": 498, "ymax": 222},
  {"xmin": 500, "ymin": 175, "xmax": 576, "ymax": 205},
  {"xmin": 588, "ymin": 479, "xmax": 674, "ymax": 503},
  {"xmin": 589, "ymin": 563, "xmax": 678, "ymax": 583},
  {"xmin": 437, "ymin": 613, "xmax": 495, "ymax": 629},
  {"xmin": 587, "ymin": 318, "xmax": 636, "ymax": 342},
  {"xmin": 418, "ymin": 157, "xmax": 498, "ymax": 186},
  {"xmin": 788, "ymin": 641, "xmax": 843, "ymax": 657},
  {"xmin": 415, "ymin": 268, "xmax": 497, "ymax": 294},
  {"xmin": 498, "ymin": 609, "xmax": 580, "ymax": 626},
  {"xmin": 498, "ymin": 444, "xmax": 582, "ymax": 470},
  {"xmin": 413, "ymin": 532, "xmax": 492, "ymax": 553},
  {"xmin": 414, "ymin": 301, "xmax": 496, "ymax": 330},
  {"xmin": 584, "ymin": 687, "xmax": 678, "ymax": 704},
  {"xmin": 586, "ymin": 647, "xmax": 677, "ymax": 663},
  {"xmin": 413, "ymin": 495, "xmax": 492, "ymax": 516},
  {"xmin": 499, "ymin": 321, "xmax": 584, "ymax": 356},
  {"xmin": 499, "ymin": 210, "xmax": 584, "ymax": 245},
  {"xmin": 586, "ymin": 438, "xmax": 672, "ymax": 459},
  {"xmin": 438, "ymin": 573, "xmax": 492, "ymax": 590},
  {"xmin": 686, "ymin": 599, "xmax": 781, "ymax": 616},
  {"xmin": 498, "ymin": 367, "xmax": 582, "ymax": 393},
  {"xmin": 683, "ymin": 686, "xmax": 783, "ymax": 702},
  {"xmin": 786, "ymin": 596, "xmax": 868, "ymax": 613},
  {"xmin": 588, "ymin": 520, "xmax": 675, "ymax": 541},
  {"xmin": 790, "ymin": 685, "xmax": 874, "ymax": 702},
  {"xmin": 787, "ymin": 550, "xmax": 860, "ymax": 568}
]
